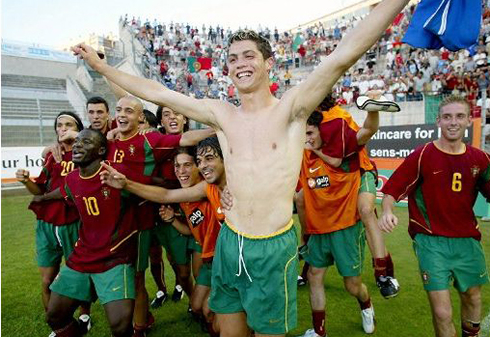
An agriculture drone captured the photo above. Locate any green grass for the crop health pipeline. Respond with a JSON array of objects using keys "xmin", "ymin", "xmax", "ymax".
[{"xmin": 2, "ymin": 194, "xmax": 490, "ymax": 336}]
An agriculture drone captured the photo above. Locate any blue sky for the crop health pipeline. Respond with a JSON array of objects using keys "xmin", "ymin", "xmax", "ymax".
[{"xmin": 2, "ymin": 0, "xmax": 357, "ymax": 48}]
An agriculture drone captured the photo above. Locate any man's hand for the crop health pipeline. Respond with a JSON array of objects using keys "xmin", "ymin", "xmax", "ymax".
[
  {"xmin": 58, "ymin": 130, "xmax": 79, "ymax": 143},
  {"xmin": 106, "ymin": 128, "xmax": 122, "ymax": 141},
  {"xmin": 100, "ymin": 163, "xmax": 128, "ymax": 189},
  {"xmin": 378, "ymin": 212, "xmax": 398, "ymax": 233},
  {"xmin": 220, "ymin": 186, "xmax": 233, "ymax": 211},
  {"xmin": 15, "ymin": 169, "xmax": 30, "ymax": 183},
  {"xmin": 139, "ymin": 127, "xmax": 159, "ymax": 135},
  {"xmin": 71, "ymin": 43, "xmax": 104, "ymax": 71},
  {"xmin": 159, "ymin": 205, "xmax": 175, "ymax": 222}
]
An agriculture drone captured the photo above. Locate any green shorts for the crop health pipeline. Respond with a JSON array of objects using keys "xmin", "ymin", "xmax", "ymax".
[
  {"xmin": 50, "ymin": 264, "xmax": 135, "ymax": 305},
  {"xmin": 36, "ymin": 220, "xmax": 80, "ymax": 267},
  {"xmin": 303, "ymin": 221, "xmax": 365, "ymax": 277},
  {"xmin": 153, "ymin": 223, "xmax": 191, "ymax": 266},
  {"xmin": 135, "ymin": 229, "xmax": 151, "ymax": 272},
  {"xmin": 188, "ymin": 239, "xmax": 203, "ymax": 253},
  {"xmin": 359, "ymin": 171, "xmax": 377, "ymax": 196},
  {"xmin": 413, "ymin": 234, "xmax": 489, "ymax": 292},
  {"xmin": 209, "ymin": 221, "xmax": 298, "ymax": 335},
  {"xmin": 196, "ymin": 262, "xmax": 212, "ymax": 287}
]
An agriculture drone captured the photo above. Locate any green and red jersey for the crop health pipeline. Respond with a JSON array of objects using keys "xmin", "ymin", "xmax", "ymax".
[
  {"xmin": 382, "ymin": 142, "xmax": 490, "ymax": 240},
  {"xmin": 61, "ymin": 163, "xmax": 138, "ymax": 273},
  {"xmin": 28, "ymin": 152, "xmax": 79, "ymax": 225},
  {"xmin": 107, "ymin": 131, "xmax": 181, "ymax": 230},
  {"xmin": 180, "ymin": 198, "xmax": 221, "ymax": 260}
]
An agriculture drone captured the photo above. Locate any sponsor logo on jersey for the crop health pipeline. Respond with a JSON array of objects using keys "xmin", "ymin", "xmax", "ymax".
[
  {"xmin": 308, "ymin": 175, "xmax": 330, "ymax": 189},
  {"xmin": 189, "ymin": 208, "xmax": 205, "ymax": 227}
]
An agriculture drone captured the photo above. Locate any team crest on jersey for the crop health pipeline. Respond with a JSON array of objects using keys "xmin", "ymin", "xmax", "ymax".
[
  {"xmin": 308, "ymin": 175, "xmax": 330, "ymax": 189},
  {"xmin": 189, "ymin": 208, "xmax": 205, "ymax": 227},
  {"xmin": 471, "ymin": 166, "xmax": 480, "ymax": 177},
  {"xmin": 421, "ymin": 271, "xmax": 430, "ymax": 285},
  {"xmin": 102, "ymin": 187, "xmax": 111, "ymax": 200},
  {"xmin": 129, "ymin": 144, "xmax": 136, "ymax": 156}
]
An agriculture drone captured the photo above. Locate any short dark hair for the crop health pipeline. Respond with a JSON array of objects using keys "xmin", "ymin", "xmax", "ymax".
[
  {"xmin": 175, "ymin": 146, "xmax": 197, "ymax": 162},
  {"xmin": 228, "ymin": 30, "xmax": 274, "ymax": 60},
  {"xmin": 196, "ymin": 136, "xmax": 223, "ymax": 160},
  {"xmin": 54, "ymin": 111, "xmax": 84, "ymax": 132},
  {"xmin": 86, "ymin": 96, "xmax": 109, "ymax": 113},
  {"xmin": 307, "ymin": 111, "xmax": 323, "ymax": 127},
  {"xmin": 143, "ymin": 109, "xmax": 159, "ymax": 128},
  {"xmin": 316, "ymin": 94, "xmax": 336, "ymax": 112}
]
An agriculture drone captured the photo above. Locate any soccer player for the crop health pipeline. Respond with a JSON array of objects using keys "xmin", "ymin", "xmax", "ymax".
[
  {"xmin": 74, "ymin": 2, "xmax": 410, "ymax": 334},
  {"xmin": 15, "ymin": 111, "xmax": 86, "ymax": 332},
  {"xmin": 86, "ymin": 96, "xmax": 117, "ymax": 136},
  {"xmin": 106, "ymin": 96, "xmax": 213, "ymax": 336},
  {"xmin": 295, "ymin": 93, "xmax": 399, "ymax": 298},
  {"xmin": 300, "ymin": 111, "xmax": 375, "ymax": 336},
  {"xmin": 101, "ymin": 136, "xmax": 226, "ymax": 336},
  {"xmin": 149, "ymin": 106, "xmax": 191, "ymax": 308},
  {"xmin": 158, "ymin": 144, "xmax": 224, "ymax": 336},
  {"xmin": 34, "ymin": 129, "xmax": 138, "ymax": 337},
  {"xmin": 379, "ymin": 96, "xmax": 490, "ymax": 337}
]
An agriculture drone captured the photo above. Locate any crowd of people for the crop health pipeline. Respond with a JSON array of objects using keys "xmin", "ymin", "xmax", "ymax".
[
  {"xmin": 12, "ymin": 1, "xmax": 490, "ymax": 337},
  {"xmin": 121, "ymin": 3, "xmax": 490, "ymax": 112}
]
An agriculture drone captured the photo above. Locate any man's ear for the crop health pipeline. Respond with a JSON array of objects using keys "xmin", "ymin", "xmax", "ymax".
[{"xmin": 266, "ymin": 57, "xmax": 274, "ymax": 73}]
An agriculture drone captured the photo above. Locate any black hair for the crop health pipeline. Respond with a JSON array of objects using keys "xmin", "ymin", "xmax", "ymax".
[
  {"xmin": 86, "ymin": 96, "xmax": 109, "ymax": 112},
  {"xmin": 143, "ymin": 109, "xmax": 159, "ymax": 128},
  {"xmin": 307, "ymin": 111, "xmax": 323, "ymax": 127},
  {"xmin": 196, "ymin": 136, "xmax": 223, "ymax": 160},
  {"xmin": 174, "ymin": 146, "xmax": 197, "ymax": 163},
  {"xmin": 54, "ymin": 111, "xmax": 84, "ymax": 132},
  {"xmin": 317, "ymin": 94, "xmax": 336, "ymax": 112}
]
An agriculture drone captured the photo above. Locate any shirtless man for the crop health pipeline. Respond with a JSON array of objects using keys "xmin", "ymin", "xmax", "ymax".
[{"xmin": 73, "ymin": 2, "xmax": 409, "ymax": 335}]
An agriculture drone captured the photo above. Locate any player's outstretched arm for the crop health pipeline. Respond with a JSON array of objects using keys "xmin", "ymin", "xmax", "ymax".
[
  {"xmin": 179, "ymin": 128, "xmax": 216, "ymax": 147},
  {"xmin": 100, "ymin": 163, "xmax": 207, "ymax": 203},
  {"xmin": 72, "ymin": 43, "xmax": 220, "ymax": 128},
  {"xmin": 291, "ymin": 0, "xmax": 409, "ymax": 119},
  {"xmin": 379, "ymin": 194, "xmax": 399, "ymax": 232}
]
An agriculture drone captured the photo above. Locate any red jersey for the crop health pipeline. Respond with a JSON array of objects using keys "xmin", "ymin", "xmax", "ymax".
[
  {"xmin": 299, "ymin": 150, "xmax": 360, "ymax": 234},
  {"xmin": 107, "ymin": 131, "xmax": 181, "ymax": 230},
  {"xmin": 180, "ymin": 198, "xmax": 221, "ymax": 259},
  {"xmin": 206, "ymin": 184, "xmax": 225, "ymax": 222},
  {"xmin": 320, "ymin": 106, "xmax": 374, "ymax": 173},
  {"xmin": 61, "ymin": 163, "xmax": 138, "ymax": 273},
  {"xmin": 382, "ymin": 142, "xmax": 490, "ymax": 240},
  {"xmin": 29, "ymin": 152, "xmax": 79, "ymax": 225}
]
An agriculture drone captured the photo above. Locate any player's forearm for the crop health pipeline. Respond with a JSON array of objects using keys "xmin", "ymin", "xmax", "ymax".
[
  {"xmin": 357, "ymin": 112, "xmax": 379, "ymax": 146},
  {"xmin": 313, "ymin": 150, "xmax": 342, "ymax": 168},
  {"xmin": 381, "ymin": 194, "xmax": 396, "ymax": 215},
  {"xmin": 333, "ymin": 0, "xmax": 409, "ymax": 69},
  {"xmin": 95, "ymin": 62, "xmax": 166, "ymax": 106},
  {"xmin": 179, "ymin": 128, "xmax": 215, "ymax": 147},
  {"xmin": 170, "ymin": 218, "xmax": 192, "ymax": 235},
  {"xmin": 39, "ymin": 188, "xmax": 63, "ymax": 201},
  {"xmin": 22, "ymin": 180, "xmax": 43, "ymax": 195},
  {"xmin": 126, "ymin": 180, "xmax": 169, "ymax": 204},
  {"xmin": 105, "ymin": 77, "xmax": 129, "ymax": 100}
]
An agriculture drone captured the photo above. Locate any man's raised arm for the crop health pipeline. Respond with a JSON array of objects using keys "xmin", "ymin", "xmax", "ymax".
[
  {"xmin": 72, "ymin": 43, "xmax": 220, "ymax": 128},
  {"xmin": 292, "ymin": 0, "xmax": 409, "ymax": 119}
]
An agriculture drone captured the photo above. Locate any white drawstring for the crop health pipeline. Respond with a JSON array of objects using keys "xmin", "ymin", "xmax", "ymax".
[
  {"xmin": 55, "ymin": 227, "xmax": 63, "ymax": 247},
  {"xmin": 235, "ymin": 233, "xmax": 253, "ymax": 282}
]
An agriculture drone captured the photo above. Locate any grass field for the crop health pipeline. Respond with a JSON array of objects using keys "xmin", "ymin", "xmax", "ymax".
[{"xmin": 2, "ymin": 194, "xmax": 490, "ymax": 336}]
